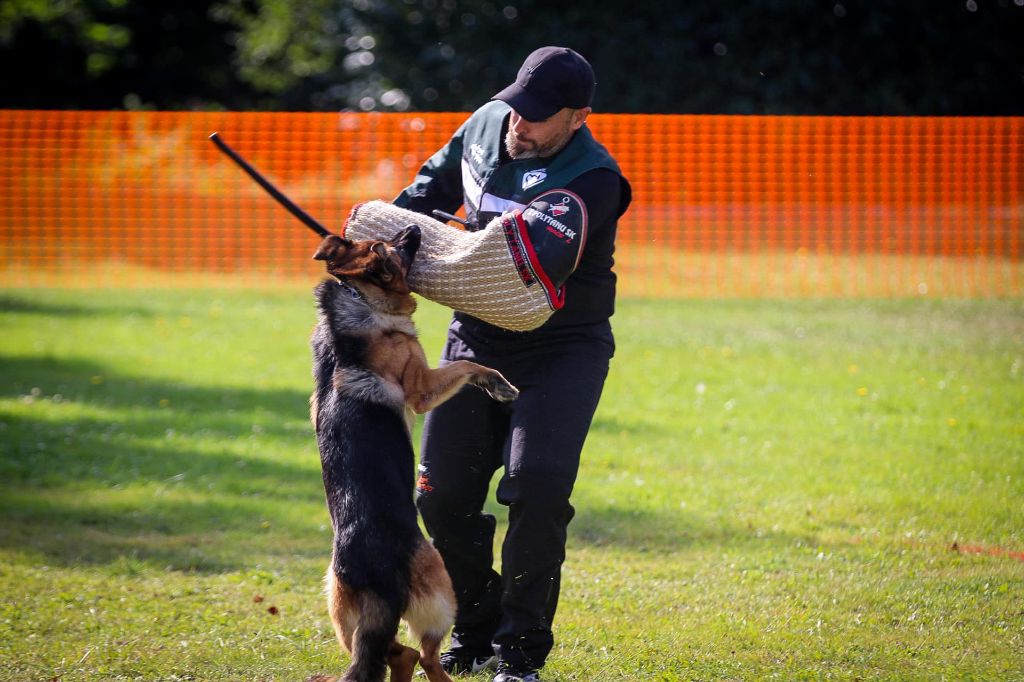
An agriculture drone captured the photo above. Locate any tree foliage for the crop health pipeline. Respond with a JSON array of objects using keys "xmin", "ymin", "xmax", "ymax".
[
  {"xmin": 1, "ymin": 0, "xmax": 251, "ymax": 109},
  {"xmin": 1, "ymin": 0, "xmax": 1022, "ymax": 114}
]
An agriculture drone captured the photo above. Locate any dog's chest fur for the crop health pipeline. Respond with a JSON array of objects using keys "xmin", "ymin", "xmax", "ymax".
[{"xmin": 312, "ymin": 279, "xmax": 418, "ymax": 414}]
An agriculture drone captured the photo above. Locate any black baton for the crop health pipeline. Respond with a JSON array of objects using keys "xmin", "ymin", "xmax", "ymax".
[
  {"xmin": 431, "ymin": 209, "xmax": 473, "ymax": 228},
  {"xmin": 209, "ymin": 132, "xmax": 332, "ymax": 238}
]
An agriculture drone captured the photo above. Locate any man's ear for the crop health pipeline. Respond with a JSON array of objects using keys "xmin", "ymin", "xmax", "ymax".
[
  {"xmin": 571, "ymin": 107, "xmax": 591, "ymax": 131},
  {"xmin": 313, "ymin": 235, "xmax": 352, "ymax": 261}
]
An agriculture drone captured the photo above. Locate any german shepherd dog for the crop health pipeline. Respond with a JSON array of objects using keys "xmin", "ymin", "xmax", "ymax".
[{"xmin": 308, "ymin": 224, "xmax": 519, "ymax": 682}]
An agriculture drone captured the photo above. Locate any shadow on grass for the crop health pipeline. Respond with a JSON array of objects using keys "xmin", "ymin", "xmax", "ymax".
[
  {"xmin": 588, "ymin": 412, "xmax": 679, "ymax": 438},
  {"xmin": 0, "ymin": 352, "xmax": 767, "ymax": 574},
  {"xmin": 568, "ymin": 502, "xmax": 773, "ymax": 554},
  {"xmin": 0, "ymin": 353, "xmax": 326, "ymax": 573},
  {"xmin": 0, "ymin": 354, "xmax": 309, "ymax": 437},
  {"xmin": 0, "ymin": 487, "xmax": 328, "ymax": 573},
  {"xmin": 0, "ymin": 292, "xmax": 155, "ymax": 318}
]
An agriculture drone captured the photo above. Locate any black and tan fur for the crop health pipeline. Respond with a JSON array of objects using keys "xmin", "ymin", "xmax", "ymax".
[{"xmin": 307, "ymin": 225, "xmax": 518, "ymax": 682}]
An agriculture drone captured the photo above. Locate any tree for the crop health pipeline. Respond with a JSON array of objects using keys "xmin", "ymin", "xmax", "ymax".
[
  {"xmin": 348, "ymin": 0, "xmax": 1024, "ymax": 115},
  {"xmin": 2, "ymin": 0, "xmax": 1022, "ymax": 114},
  {"xmin": 0, "ymin": 0, "xmax": 257, "ymax": 109}
]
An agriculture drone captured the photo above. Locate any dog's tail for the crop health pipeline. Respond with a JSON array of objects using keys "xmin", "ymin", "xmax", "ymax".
[{"xmin": 341, "ymin": 590, "xmax": 402, "ymax": 682}]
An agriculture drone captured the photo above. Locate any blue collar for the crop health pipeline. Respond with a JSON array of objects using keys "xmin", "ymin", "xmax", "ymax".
[{"xmin": 337, "ymin": 279, "xmax": 363, "ymax": 301}]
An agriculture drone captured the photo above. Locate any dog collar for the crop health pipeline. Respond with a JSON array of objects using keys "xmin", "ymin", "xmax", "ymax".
[{"xmin": 337, "ymin": 279, "xmax": 363, "ymax": 301}]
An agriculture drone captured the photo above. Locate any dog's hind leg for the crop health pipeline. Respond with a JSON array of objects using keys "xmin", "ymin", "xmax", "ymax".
[
  {"xmin": 308, "ymin": 565, "xmax": 348, "ymax": 681},
  {"xmin": 326, "ymin": 565, "xmax": 357, "ymax": 654},
  {"xmin": 405, "ymin": 540, "xmax": 456, "ymax": 682},
  {"xmin": 341, "ymin": 592, "xmax": 402, "ymax": 682},
  {"xmin": 387, "ymin": 640, "xmax": 419, "ymax": 682},
  {"xmin": 417, "ymin": 634, "xmax": 453, "ymax": 682}
]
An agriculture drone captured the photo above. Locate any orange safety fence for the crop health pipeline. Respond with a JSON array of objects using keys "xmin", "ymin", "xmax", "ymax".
[{"xmin": 1, "ymin": 110, "xmax": 1021, "ymax": 296}]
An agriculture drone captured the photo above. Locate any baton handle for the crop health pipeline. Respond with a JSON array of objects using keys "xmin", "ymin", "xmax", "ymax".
[
  {"xmin": 209, "ymin": 132, "xmax": 332, "ymax": 238},
  {"xmin": 431, "ymin": 209, "xmax": 473, "ymax": 229}
]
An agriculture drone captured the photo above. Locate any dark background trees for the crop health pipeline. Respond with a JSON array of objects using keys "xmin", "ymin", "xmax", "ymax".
[{"xmin": 2, "ymin": 0, "xmax": 1022, "ymax": 114}]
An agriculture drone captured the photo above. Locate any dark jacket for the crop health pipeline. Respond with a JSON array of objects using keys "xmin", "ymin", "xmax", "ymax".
[{"xmin": 395, "ymin": 101, "xmax": 631, "ymax": 341}]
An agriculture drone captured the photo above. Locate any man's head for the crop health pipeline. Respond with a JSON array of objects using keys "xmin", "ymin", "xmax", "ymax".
[{"xmin": 493, "ymin": 46, "xmax": 595, "ymax": 159}]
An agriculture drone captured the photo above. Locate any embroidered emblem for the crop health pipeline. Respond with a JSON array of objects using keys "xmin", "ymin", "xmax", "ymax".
[
  {"xmin": 470, "ymin": 143, "xmax": 485, "ymax": 164},
  {"xmin": 522, "ymin": 168, "xmax": 547, "ymax": 190},
  {"xmin": 548, "ymin": 196, "xmax": 572, "ymax": 217}
]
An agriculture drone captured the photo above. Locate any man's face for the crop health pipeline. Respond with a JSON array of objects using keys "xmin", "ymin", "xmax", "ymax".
[{"xmin": 505, "ymin": 107, "xmax": 590, "ymax": 160}]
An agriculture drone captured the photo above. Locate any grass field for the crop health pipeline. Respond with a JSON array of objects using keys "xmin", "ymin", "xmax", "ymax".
[
  {"xmin": 3, "ymin": 247, "xmax": 1022, "ymax": 299},
  {"xmin": 1, "ymin": 287, "xmax": 1022, "ymax": 681}
]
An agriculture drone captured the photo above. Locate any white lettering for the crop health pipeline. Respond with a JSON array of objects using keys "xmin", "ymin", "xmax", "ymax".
[{"xmin": 524, "ymin": 207, "xmax": 576, "ymax": 241}]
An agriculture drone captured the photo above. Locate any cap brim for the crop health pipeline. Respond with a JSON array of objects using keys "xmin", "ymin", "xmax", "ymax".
[{"xmin": 492, "ymin": 83, "xmax": 560, "ymax": 123}]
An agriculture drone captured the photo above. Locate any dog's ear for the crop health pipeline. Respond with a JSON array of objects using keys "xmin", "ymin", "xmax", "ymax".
[
  {"xmin": 313, "ymin": 235, "xmax": 352, "ymax": 261},
  {"xmin": 370, "ymin": 242, "xmax": 394, "ymax": 282}
]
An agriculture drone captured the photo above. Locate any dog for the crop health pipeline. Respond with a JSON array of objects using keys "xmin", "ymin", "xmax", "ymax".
[{"xmin": 307, "ymin": 224, "xmax": 519, "ymax": 682}]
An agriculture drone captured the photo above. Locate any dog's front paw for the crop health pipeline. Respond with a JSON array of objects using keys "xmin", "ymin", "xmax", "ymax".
[{"xmin": 479, "ymin": 374, "xmax": 519, "ymax": 402}]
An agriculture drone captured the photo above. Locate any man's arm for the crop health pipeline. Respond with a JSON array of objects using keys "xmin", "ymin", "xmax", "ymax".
[
  {"xmin": 514, "ymin": 168, "xmax": 624, "ymax": 288},
  {"xmin": 393, "ymin": 123, "xmax": 466, "ymax": 217},
  {"xmin": 561, "ymin": 168, "xmax": 625, "ymax": 281},
  {"xmin": 563, "ymin": 168, "xmax": 625, "ymax": 231}
]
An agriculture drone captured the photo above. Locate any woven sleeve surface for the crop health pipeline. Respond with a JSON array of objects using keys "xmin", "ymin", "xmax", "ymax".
[{"xmin": 342, "ymin": 201, "xmax": 559, "ymax": 331}]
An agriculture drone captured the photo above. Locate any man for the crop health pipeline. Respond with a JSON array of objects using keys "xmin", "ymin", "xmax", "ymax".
[{"xmin": 394, "ymin": 46, "xmax": 631, "ymax": 682}]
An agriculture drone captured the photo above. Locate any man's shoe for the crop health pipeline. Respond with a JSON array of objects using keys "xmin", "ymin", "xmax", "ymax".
[
  {"xmin": 492, "ymin": 662, "xmax": 541, "ymax": 682},
  {"xmin": 439, "ymin": 650, "xmax": 498, "ymax": 675}
]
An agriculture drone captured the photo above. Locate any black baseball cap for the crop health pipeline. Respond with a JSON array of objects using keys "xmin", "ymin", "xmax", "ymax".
[{"xmin": 492, "ymin": 46, "xmax": 596, "ymax": 122}]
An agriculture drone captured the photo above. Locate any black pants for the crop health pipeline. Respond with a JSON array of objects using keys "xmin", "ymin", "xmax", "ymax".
[{"xmin": 416, "ymin": 321, "xmax": 612, "ymax": 671}]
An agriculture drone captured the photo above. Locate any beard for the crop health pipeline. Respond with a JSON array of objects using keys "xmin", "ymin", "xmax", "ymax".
[{"xmin": 504, "ymin": 119, "xmax": 575, "ymax": 160}]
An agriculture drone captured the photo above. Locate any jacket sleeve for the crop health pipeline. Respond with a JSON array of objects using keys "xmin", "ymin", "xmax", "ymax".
[{"xmin": 392, "ymin": 119, "xmax": 467, "ymax": 217}]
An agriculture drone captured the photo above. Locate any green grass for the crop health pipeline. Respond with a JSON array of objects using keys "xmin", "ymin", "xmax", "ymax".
[{"xmin": 1, "ymin": 288, "xmax": 1022, "ymax": 681}]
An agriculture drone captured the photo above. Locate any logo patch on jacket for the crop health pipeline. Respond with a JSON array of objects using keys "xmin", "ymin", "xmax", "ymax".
[
  {"xmin": 522, "ymin": 168, "xmax": 547, "ymax": 190},
  {"xmin": 517, "ymin": 189, "xmax": 589, "ymax": 288},
  {"xmin": 547, "ymin": 196, "xmax": 572, "ymax": 217},
  {"xmin": 470, "ymin": 143, "xmax": 485, "ymax": 164}
]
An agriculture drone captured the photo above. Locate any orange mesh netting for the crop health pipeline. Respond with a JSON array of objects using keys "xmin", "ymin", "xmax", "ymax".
[{"xmin": 1, "ymin": 110, "xmax": 1020, "ymax": 296}]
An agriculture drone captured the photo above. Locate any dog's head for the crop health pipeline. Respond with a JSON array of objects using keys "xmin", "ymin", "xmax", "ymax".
[{"xmin": 313, "ymin": 224, "xmax": 422, "ymax": 294}]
